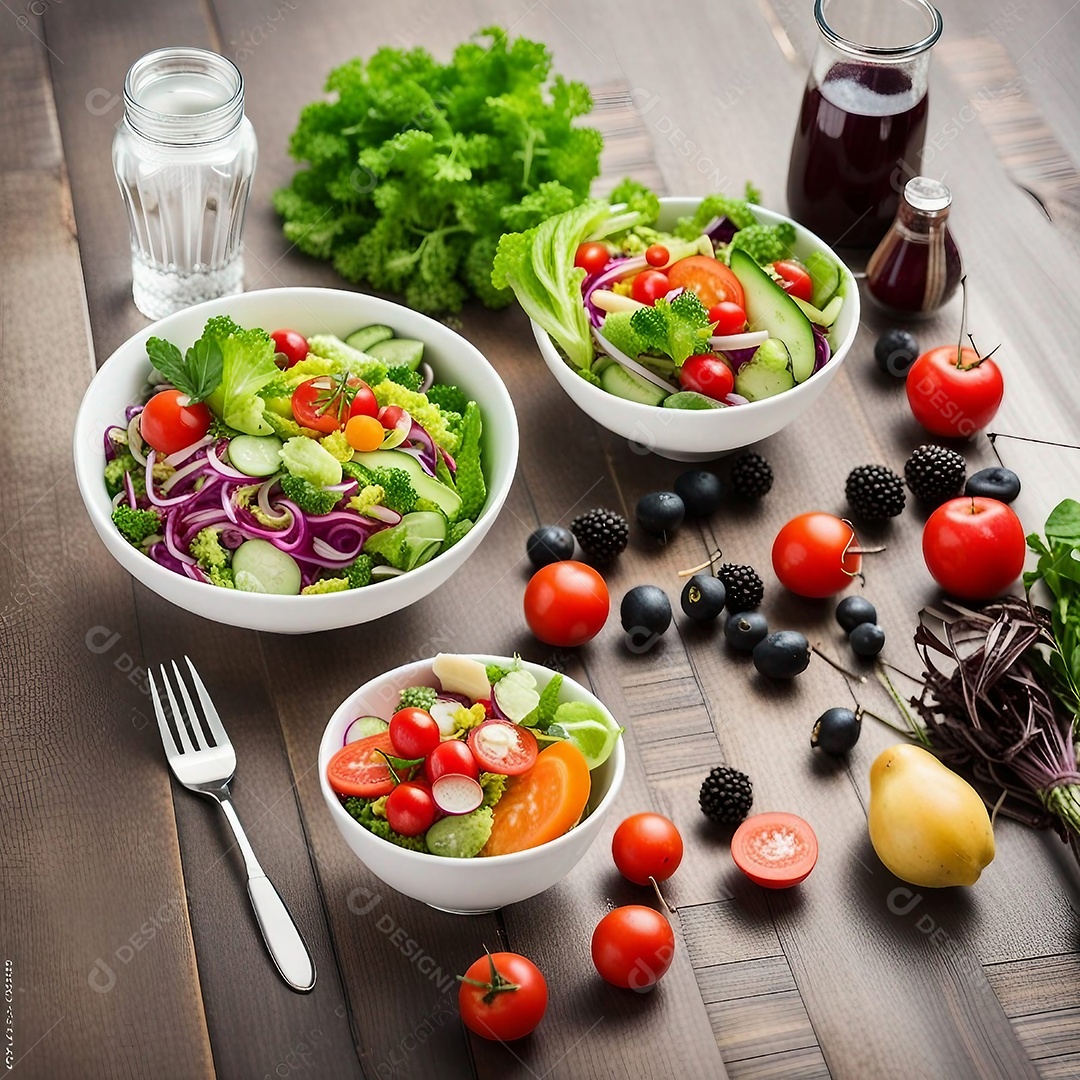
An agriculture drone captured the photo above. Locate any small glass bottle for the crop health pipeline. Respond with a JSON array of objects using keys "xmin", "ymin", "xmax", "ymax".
[
  {"xmin": 865, "ymin": 177, "xmax": 962, "ymax": 316},
  {"xmin": 113, "ymin": 48, "xmax": 258, "ymax": 319}
]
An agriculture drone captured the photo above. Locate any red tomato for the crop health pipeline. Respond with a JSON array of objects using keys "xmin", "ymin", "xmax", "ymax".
[
  {"xmin": 348, "ymin": 381, "xmax": 378, "ymax": 420},
  {"xmin": 707, "ymin": 301, "xmax": 747, "ymax": 335},
  {"xmin": 922, "ymin": 497, "xmax": 1025, "ymax": 600},
  {"xmin": 291, "ymin": 375, "xmax": 375, "ymax": 432},
  {"xmin": 731, "ymin": 812, "xmax": 818, "ymax": 888},
  {"xmin": 679, "ymin": 354, "xmax": 733, "ymax": 400},
  {"xmin": 591, "ymin": 906, "xmax": 675, "ymax": 990},
  {"xmin": 772, "ymin": 512, "xmax": 861, "ymax": 598},
  {"xmin": 666, "ymin": 256, "xmax": 745, "ymax": 309},
  {"xmin": 612, "ymin": 813, "xmax": 684, "ymax": 886},
  {"xmin": 378, "ymin": 405, "xmax": 406, "ymax": 430},
  {"xmin": 467, "ymin": 721, "xmax": 538, "ymax": 776},
  {"xmin": 575, "ymin": 242, "xmax": 611, "ymax": 276},
  {"xmin": 385, "ymin": 781, "xmax": 437, "ymax": 837},
  {"xmin": 139, "ymin": 389, "xmax": 212, "ymax": 456},
  {"xmin": 645, "ymin": 244, "xmax": 670, "ymax": 268},
  {"xmin": 906, "ymin": 345, "xmax": 1004, "ymax": 438},
  {"xmin": 524, "ymin": 561, "xmax": 610, "ymax": 647},
  {"xmin": 458, "ymin": 952, "xmax": 548, "ymax": 1041},
  {"xmin": 425, "ymin": 739, "xmax": 479, "ymax": 785},
  {"xmin": 326, "ymin": 732, "xmax": 400, "ymax": 798},
  {"xmin": 270, "ymin": 328, "xmax": 309, "ymax": 366},
  {"xmin": 389, "ymin": 708, "xmax": 441, "ymax": 760},
  {"xmin": 631, "ymin": 269, "xmax": 670, "ymax": 305},
  {"xmin": 772, "ymin": 260, "xmax": 814, "ymax": 303}
]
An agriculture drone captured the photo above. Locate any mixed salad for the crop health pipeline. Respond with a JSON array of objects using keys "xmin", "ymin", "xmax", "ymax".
[
  {"xmin": 326, "ymin": 654, "xmax": 622, "ymax": 857},
  {"xmin": 103, "ymin": 319, "xmax": 485, "ymax": 594},
  {"xmin": 493, "ymin": 181, "xmax": 846, "ymax": 409}
]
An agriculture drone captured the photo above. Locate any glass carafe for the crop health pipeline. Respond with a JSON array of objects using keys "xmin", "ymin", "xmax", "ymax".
[{"xmin": 785, "ymin": 0, "xmax": 942, "ymax": 249}]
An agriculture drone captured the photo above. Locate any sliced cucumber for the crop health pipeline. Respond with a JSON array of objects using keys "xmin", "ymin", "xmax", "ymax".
[
  {"xmin": 805, "ymin": 250, "xmax": 842, "ymax": 309},
  {"xmin": 227, "ymin": 435, "xmax": 284, "ymax": 477},
  {"xmin": 366, "ymin": 338, "xmax": 424, "ymax": 370},
  {"xmin": 730, "ymin": 248, "xmax": 817, "ymax": 383},
  {"xmin": 663, "ymin": 391, "xmax": 723, "ymax": 410},
  {"xmin": 600, "ymin": 362, "xmax": 670, "ymax": 407},
  {"xmin": 792, "ymin": 294, "xmax": 843, "ymax": 328},
  {"xmin": 231, "ymin": 539, "xmax": 302, "ymax": 595},
  {"xmin": 345, "ymin": 325, "xmax": 395, "ymax": 352},
  {"xmin": 352, "ymin": 449, "xmax": 462, "ymax": 519},
  {"xmin": 735, "ymin": 339, "xmax": 797, "ymax": 402}
]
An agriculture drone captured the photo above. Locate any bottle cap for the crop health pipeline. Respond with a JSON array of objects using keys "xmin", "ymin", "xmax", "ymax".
[{"xmin": 904, "ymin": 177, "xmax": 952, "ymax": 213}]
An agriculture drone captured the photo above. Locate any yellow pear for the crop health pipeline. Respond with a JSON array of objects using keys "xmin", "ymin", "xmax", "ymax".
[{"xmin": 868, "ymin": 743, "xmax": 995, "ymax": 887}]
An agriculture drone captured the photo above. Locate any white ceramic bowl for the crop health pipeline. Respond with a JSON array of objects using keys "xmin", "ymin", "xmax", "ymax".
[
  {"xmin": 532, "ymin": 197, "xmax": 860, "ymax": 461},
  {"xmin": 73, "ymin": 288, "xmax": 519, "ymax": 633},
  {"xmin": 319, "ymin": 655, "xmax": 626, "ymax": 914}
]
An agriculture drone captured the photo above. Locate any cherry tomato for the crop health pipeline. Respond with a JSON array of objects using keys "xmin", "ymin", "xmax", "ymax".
[
  {"xmin": 679, "ymin": 354, "xmax": 734, "ymax": 401},
  {"xmin": 631, "ymin": 269, "xmax": 670, "ymax": 305},
  {"xmin": 389, "ymin": 707, "xmax": 441, "ymax": 760},
  {"xmin": 922, "ymin": 497, "xmax": 1025, "ymax": 600},
  {"xmin": 385, "ymin": 781, "xmax": 436, "ymax": 837},
  {"xmin": 591, "ymin": 906, "xmax": 675, "ymax": 990},
  {"xmin": 906, "ymin": 345, "xmax": 1004, "ymax": 438},
  {"xmin": 425, "ymin": 739, "xmax": 479, "ymax": 785},
  {"xmin": 575, "ymin": 242, "xmax": 611, "ymax": 277},
  {"xmin": 731, "ymin": 812, "xmax": 818, "ymax": 888},
  {"xmin": 772, "ymin": 512, "xmax": 861, "ymax": 598},
  {"xmin": 378, "ymin": 405, "xmax": 406, "ymax": 430},
  {"xmin": 467, "ymin": 721, "xmax": 538, "ymax": 776},
  {"xmin": 458, "ymin": 952, "xmax": 548, "ymax": 1041},
  {"xmin": 345, "ymin": 414, "xmax": 384, "ymax": 452},
  {"xmin": 326, "ymin": 732, "xmax": 400, "ymax": 798},
  {"xmin": 612, "ymin": 813, "xmax": 684, "ymax": 886},
  {"xmin": 645, "ymin": 244, "xmax": 670, "ymax": 268},
  {"xmin": 772, "ymin": 259, "xmax": 814, "ymax": 303},
  {"xmin": 270, "ymin": 328, "xmax": 309, "ymax": 367},
  {"xmin": 665, "ymin": 256, "xmax": 745, "ymax": 309},
  {"xmin": 707, "ymin": 301, "xmax": 747, "ymax": 336},
  {"xmin": 139, "ymin": 389, "xmax": 212, "ymax": 456},
  {"xmin": 348, "ymin": 381, "xmax": 379, "ymax": 420},
  {"xmin": 524, "ymin": 560, "xmax": 610, "ymax": 648}
]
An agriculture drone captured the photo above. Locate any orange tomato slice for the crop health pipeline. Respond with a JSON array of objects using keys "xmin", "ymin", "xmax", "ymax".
[
  {"xmin": 481, "ymin": 741, "xmax": 591, "ymax": 856},
  {"xmin": 731, "ymin": 812, "xmax": 818, "ymax": 888},
  {"xmin": 665, "ymin": 256, "xmax": 745, "ymax": 309}
]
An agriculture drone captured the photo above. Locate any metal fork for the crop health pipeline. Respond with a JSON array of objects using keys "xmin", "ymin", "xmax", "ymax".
[{"xmin": 149, "ymin": 657, "xmax": 316, "ymax": 993}]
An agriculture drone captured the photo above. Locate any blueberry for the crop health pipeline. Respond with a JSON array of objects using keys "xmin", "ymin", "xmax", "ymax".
[
  {"xmin": 526, "ymin": 525, "xmax": 574, "ymax": 568},
  {"xmin": 680, "ymin": 574, "xmax": 726, "ymax": 622},
  {"xmin": 850, "ymin": 622, "xmax": 886, "ymax": 657},
  {"xmin": 836, "ymin": 596, "xmax": 877, "ymax": 633},
  {"xmin": 874, "ymin": 328, "xmax": 919, "ymax": 377},
  {"xmin": 620, "ymin": 585, "xmax": 672, "ymax": 651},
  {"xmin": 724, "ymin": 611, "xmax": 769, "ymax": 652},
  {"xmin": 965, "ymin": 466, "xmax": 1021, "ymax": 504},
  {"xmin": 811, "ymin": 707, "xmax": 862, "ymax": 755},
  {"xmin": 674, "ymin": 470, "xmax": 724, "ymax": 517},
  {"xmin": 636, "ymin": 492, "xmax": 686, "ymax": 537},
  {"xmin": 753, "ymin": 630, "xmax": 811, "ymax": 678}
]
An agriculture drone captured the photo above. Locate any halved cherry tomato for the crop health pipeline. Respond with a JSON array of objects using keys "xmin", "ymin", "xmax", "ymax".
[
  {"xmin": 459, "ymin": 952, "xmax": 548, "ymax": 1041},
  {"xmin": 326, "ymin": 732, "xmax": 400, "ymax": 798},
  {"xmin": 679, "ymin": 354, "xmax": 733, "ymax": 400},
  {"xmin": 425, "ymin": 739, "xmax": 479, "ymax": 785},
  {"xmin": 575, "ymin": 242, "xmax": 611, "ymax": 276},
  {"xmin": 270, "ymin": 329, "xmax": 309, "ymax": 367},
  {"xmin": 591, "ymin": 906, "xmax": 674, "ymax": 989},
  {"xmin": 467, "ymin": 720, "xmax": 538, "ymax": 777},
  {"xmin": 389, "ymin": 707, "xmax": 441, "ymax": 760},
  {"xmin": 731, "ymin": 812, "xmax": 818, "ymax": 888},
  {"xmin": 707, "ymin": 301, "xmax": 747, "ymax": 336},
  {"xmin": 772, "ymin": 512, "xmax": 861, "ymax": 598},
  {"xmin": 378, "ymin": 405, "xmax": 406, "ymax": 430},
  {"xmin": 481, "ymin": 741, "xmax": 591, "ymax": 855},
  {"xmin": 666, "ymin": 256, "xmax": 745, "ymax": 309},
  {"xmin": 772, "ymin": 260, "xmax": 814, "ymax": 303},
  {"xmin": 645, "ymin": 244, "xmax": 670, "ymax": 268},
  {"xmin": 140, "ymin": 389, "xmax": 212, "ymax": 456},
  {"xmin": 385, "ymin": 781, "xmax": 437, "ymax": 837},
  {"xmin": 631, "ymin": 269, "xmax": 670, "ymax": 305}
]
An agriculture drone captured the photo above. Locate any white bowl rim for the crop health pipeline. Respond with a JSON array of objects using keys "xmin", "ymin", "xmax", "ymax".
[{"xmin": 319, "ymin": 654, "xmax": 627, "ymax": 867}]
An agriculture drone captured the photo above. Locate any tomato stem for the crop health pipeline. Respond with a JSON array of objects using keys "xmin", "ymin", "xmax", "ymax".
[
  {"xmin": 955, "ymin": 275, "xmax": 968, "ymax": 368},
  {"xmin": 456, "ymin": 950, "xmax": 521, "ymax": 1005},
  {"xmin": 649, "ymin": 875, "xmax": 678, "ymax": 914}
]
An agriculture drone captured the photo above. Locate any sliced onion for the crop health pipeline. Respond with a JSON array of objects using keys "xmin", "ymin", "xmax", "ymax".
[
  {"xmin": 663, "ymin": 286, "xmax": 685, "ymax": 301},
  {"xmin": 182, "ymin": 563, "xmax": 209, "ymax": 583},
  {"xmin": 145, "ymin": 451, "xmax": 198, "ymax": 508},
  {"xmin": 256, "ymin": 477, "xmax": 291, "ymax": 524},
  {"xmin": 324, "ymin": 478, "xmax": 359, "ymax": 495},
  {"xmin": 418, "ymin": 362, "xmax": 434, "ymax": 394},
  {"xmin": 363, "ymin": 505, "xmax": 401, "ymax": 526},
  {"xmin": 582, "ymin": 255, "xmax": 649, "ymax": 327},
  {"xmin": 104, "ymin": 427, "xmax": 124, "ymax": 462},
  {"xmin": 127, "ymin": 413, "xmax": 148, "ymax": 466},
  {"xmin": 312, "ymin": 537, "xmax": 363, "ymax": 562},
  {"xmin": 592, "ymin": 328, "xmax": 675, "ymax": 394},
  {"xmin": 206, "ymin": 444, "xmax": 253, "ymax": 481},
  {"xmin": 724, "ymin": 392, "xmax": 750, "ymax": 406},
  {"xmin": 165, "ymin": 435, "xmax": 213, "ymax": 467},
  {"xmin": 371, "ymin": 565, "xmax": 405, "ymax": 580},
  {"xmin": 111, "ymin": 490, "xmax": 126, "ymax": 508},
  {"xmin": 125, "ymin": 404, "xmax": 145, "ymax": 422},
  {"xmin": 708, "ymin": 330, "xmax": 768, "ymax": 351},
  {"xmin": 162, "ymin": 455, "xmax": 208, "ymax": 493},
  {"xmin": 440, "ymin": 447, "xmax": 457, "ymax": 474},
  {"xmin": 164, "ymin": 508, "xmax": 196, "ymax": 565},
  {"xmin": 123, "ymin": 470, "xmax": 138, "ymax": 510},
  {"xmin": 221, "ymin": 483, "xmax": 238, "ymax": 524}
]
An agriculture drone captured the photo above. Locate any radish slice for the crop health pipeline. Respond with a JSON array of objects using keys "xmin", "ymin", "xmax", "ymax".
[
  {"xmin": 708, "ymin": 330, "xmax": 769, "ymax": 351},
  {"xmin": 431, "ymin": 774, "xmax": 483, "ymax": 816},
  {"xmin": 430, "ymin": 698, "xmax": 463, "ymax": 736},
  {"xmin": 593, "ymin": 328, "xmax": 675, "ymax": 393},
  {"xmin": 343, "ymin": 716, "xmax": 388, "ymax": 745}
]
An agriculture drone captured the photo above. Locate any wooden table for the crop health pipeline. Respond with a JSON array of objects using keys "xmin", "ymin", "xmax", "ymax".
[{"xmin": 3, "ymin": 0, "xmax": 1080, "ymax": 1076}]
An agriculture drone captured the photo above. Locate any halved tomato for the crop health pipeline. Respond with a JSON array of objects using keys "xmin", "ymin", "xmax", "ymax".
[
  {"xmin": 665, "ymin": 256, "xmax": 745, "ymax": 309},
  {"xmin": 731, "ymin": 812, "xmax": 818, "ymax": 888},
  {"xmin": 467, "ymin": 721, "xmax": 538, "ymax": 777},
  {"xmin": 327, "ymin": 732, "xmax": 400, "ymax": 798}
]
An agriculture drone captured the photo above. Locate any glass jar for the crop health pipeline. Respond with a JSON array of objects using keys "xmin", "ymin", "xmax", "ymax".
[
  {"xmin": 785, "ymin": 0, "xmax": 942, "ymax": 249},
  {"xmin": 113, "ymin": 48, "xmax": 258, "ymax": 319}
]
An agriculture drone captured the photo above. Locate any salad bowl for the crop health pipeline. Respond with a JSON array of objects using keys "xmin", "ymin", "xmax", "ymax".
[
  {"xmin": 73, "ymin": 288, "xmax": 519, "ymax": 633},
  {"xmin": 532, "ymin": 197, "xmax": 860, "ymax": 461},
  {"xmin": 319, "ymin": 655, "xmax": 626, "ymax": 914}
]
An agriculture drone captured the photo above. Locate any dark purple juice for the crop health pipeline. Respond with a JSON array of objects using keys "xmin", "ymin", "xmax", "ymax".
[{"xmin": 786, "ymin": 63, "xmax": 929, "ymax": 249}]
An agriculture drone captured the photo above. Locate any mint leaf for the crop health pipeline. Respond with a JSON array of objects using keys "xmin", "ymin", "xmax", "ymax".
[
  {"xmin": 146, "ymin": 337, "xmax": 187, "ymax": 389},
  {"xmin": 1045, "ymin": 499, "xmax": 1080, "ymax": 544},
  {"xmin": 184, "ymin": 335, "xmax": 224, "ymax": 403}
]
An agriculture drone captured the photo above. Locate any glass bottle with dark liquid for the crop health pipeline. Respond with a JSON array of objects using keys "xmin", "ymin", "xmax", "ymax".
[{"xmin": 786, "ymin": 0, "xmax": 943, "ymax": 249}]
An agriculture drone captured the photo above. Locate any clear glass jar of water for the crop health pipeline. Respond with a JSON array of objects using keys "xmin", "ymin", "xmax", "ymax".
[{"xmin": 113, "ymin": 48, "xmax": 257, "ymax": 319}]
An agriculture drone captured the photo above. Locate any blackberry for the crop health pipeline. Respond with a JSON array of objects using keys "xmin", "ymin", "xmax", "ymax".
[
  {"xmin": 845, "ymin": 464, "xmax": 906, "ymax": 521},
  {"xmin": 699, "ymin": 765, "xmax": 754, "ymax": 824},
  {"xmin": 730, "ymin": 452, "xmax": 773, "ymax": 499},
  {"xmin": 904, "ymin": 445, "xmax": 966, "ymax": 505},
  {"xmin": 570, "ymin": 507, "xmax": 628, "ymax": 563},
  {"xmin": 715, "ymin": 563, "xmax": 764, "ymax": 612}
]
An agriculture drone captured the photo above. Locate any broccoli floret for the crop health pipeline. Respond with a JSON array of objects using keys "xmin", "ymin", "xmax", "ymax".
[
  {"xmin": 425, "ymin": 383, "xmax": 469, "ymax": 416},
  {"xmin": 486, "ymin": 664, "xmax": 509, "ymax": 685},
  {"xmin": 301, "ymin": 577, "xmax": 349, "ymax": 594},
  {"xmin": 104, "ymin": 452, "xmax": 146, "ymax": 498},
  {"xmin": 386, "ymin": 365, "xmax": 423, "ymax": 392},
  {"xmin": 344, "ymin": 555, "xmax": 373, "ymax": 589},
  {"xmin": 450, "ymin": 703, "xmax": 486, "ymax": 737},
  {"xmin": 320, "ymin": 428, "xmax": 354, "ymax": 462},
  {"xmin": 111, "ymin": 505, "xmax": 162, "ymax": 545},
  {"xmin": 728, "ymin": 221, "xmax": 796, "ymax": 266},
  {"xmin": 343, "ymin": 797, "xmax": 428, "ymax": 852},
  {"xmin": 454, "ymin": 401, "xmax": 486, "ymax": 521},
  {"xmin": 262, "ymin": 411, "xmax": 321, "ymax": 441},
  {"xmin": 371, "ymin": 380, "xmax": 459, "ymax": 453},
  {"xmin": 278, "ymin": 473, "xmax": 341, "ymax": 515},
  {"xmin": 207, "ymin": 566, "xmax": 235, "ymax": 589},
  {"xmin": 479, "ymin": 772, "xmax": 507, "ymax": 808},
  {"xmin": 397, "ymin": 685, "xmax": 438, "ymax": 711},
  {"xmin": 347, "ymin": 484, "xmax": 386, "ymax": 517},
  {"xmin": 346, "ymin": 466, "xmax": 418, "ymax": 515},
  {"xmin": 189, "ymin": 527, "xmax": 230, "ymax": 569}
]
